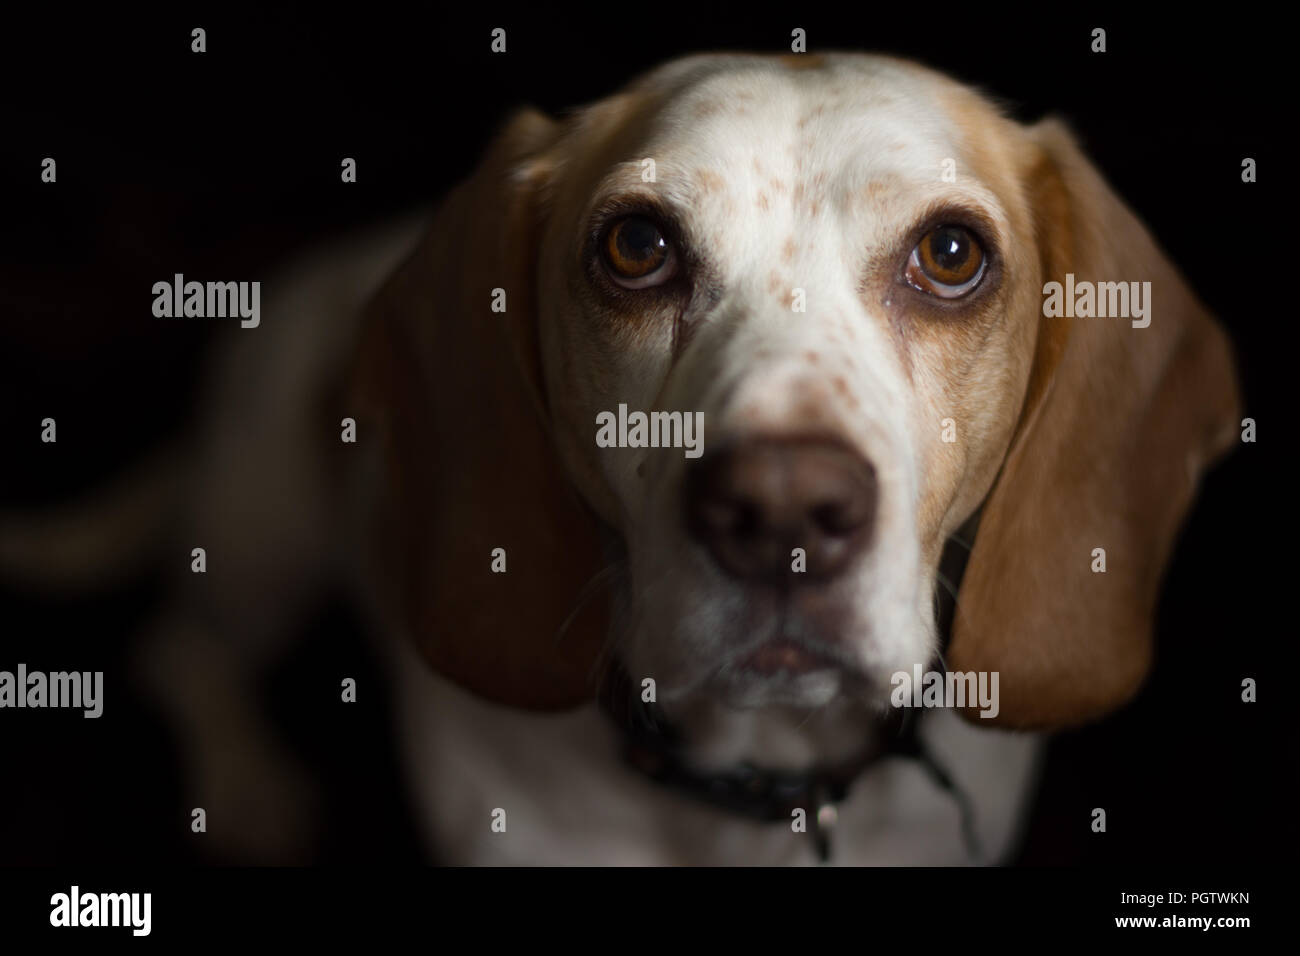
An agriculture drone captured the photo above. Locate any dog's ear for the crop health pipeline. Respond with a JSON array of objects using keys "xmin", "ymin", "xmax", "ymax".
[
  {"xmin": 947, "ymin": 118, "xmax": 1241, "ymax": 729},
  {"xmin": 348, "ymin": 109, "xmax": 610, "ymax": 710}
]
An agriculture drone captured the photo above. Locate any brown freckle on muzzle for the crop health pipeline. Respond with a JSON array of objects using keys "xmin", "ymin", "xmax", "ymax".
[
  {"xmin": 695, "ymin": 169, "xmax": 725, "ymax": 194},
  {"xmin": 831, "ymin": 377, "xmax": 859, "ymax": 409}
]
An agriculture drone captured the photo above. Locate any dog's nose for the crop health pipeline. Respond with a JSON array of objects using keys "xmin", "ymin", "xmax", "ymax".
[{"xmin": 685, "ymin": 437, "xmax": 877, "ymax": 583}]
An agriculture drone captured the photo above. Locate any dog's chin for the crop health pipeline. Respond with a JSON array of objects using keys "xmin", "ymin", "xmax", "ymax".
[
  {"xmin": 709, "ymin": 667, "xmax": 846, "ymax": 710},
  {"xmin": 646, "ymin": 656, "xmax": 891, "ymax": 774}
]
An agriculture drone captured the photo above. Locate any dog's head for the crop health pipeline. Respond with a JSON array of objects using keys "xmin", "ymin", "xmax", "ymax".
[{"xmin": 354, "ymin": 53, "xmax": 1239, "ymax": 744}]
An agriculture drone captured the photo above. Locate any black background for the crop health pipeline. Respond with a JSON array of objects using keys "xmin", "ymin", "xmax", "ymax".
[{"xmin": 0, "ymin": 5, "xmax": 1289, "ymax": 868}]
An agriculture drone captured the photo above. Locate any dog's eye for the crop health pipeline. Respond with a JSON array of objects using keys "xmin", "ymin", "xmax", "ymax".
[
  {"xmin": 905, "ymin": 225, "xmax": 985, "ymax": 298},
  {"xmin": 601, "ymin": 215, "xmax": 677, "ymax": 288}
]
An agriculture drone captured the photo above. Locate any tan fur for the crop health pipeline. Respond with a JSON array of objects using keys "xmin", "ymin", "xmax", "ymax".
[
  {"xmin": 946, "ymin": 119, "xmax": 1240, "ymax": 727},
  {"xmin": 349, "ymin": 110, "xmax": 610, "ymax": 709}
]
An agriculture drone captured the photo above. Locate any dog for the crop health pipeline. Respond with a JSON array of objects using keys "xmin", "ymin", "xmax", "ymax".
[{"xmin": 3, "ymin": 52, "xmax": 1241, "ymax": 865}]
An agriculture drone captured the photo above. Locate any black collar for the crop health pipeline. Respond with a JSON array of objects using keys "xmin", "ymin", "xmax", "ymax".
[
  {"xmin": 598, "ymin": 521, "xmax": 985, "ymax": 864},
  {"xmin": 613, "ymin": 696, "xmax": 915, "ymax": 863}
]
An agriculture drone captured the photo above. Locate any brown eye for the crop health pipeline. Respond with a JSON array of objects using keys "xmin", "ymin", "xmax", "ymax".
[
  {"xmin": 601, "ymin": 215, "xmax": 677, "ymax": 288},
  {"xmin": 905, "ymin": 225, "xmax": 986, "ymax": 298}
]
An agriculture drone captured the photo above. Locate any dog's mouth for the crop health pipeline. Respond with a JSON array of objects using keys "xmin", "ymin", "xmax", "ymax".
[
  {"xmin": 606, "ymin": 557, "xmax": 879, "ymax": 707},
  {"xmin": 690, "ymin": 625, "xmax": 880, "ymax": 711},
  {"xmin": 738, "ymin": 638, "xmax": 842, "ymax": 676}
]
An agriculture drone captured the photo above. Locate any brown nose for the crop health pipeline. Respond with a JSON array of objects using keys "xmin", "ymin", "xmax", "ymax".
[{"xmin": 685, "ymin": 437, "xmax": 877, "ymax": 584}]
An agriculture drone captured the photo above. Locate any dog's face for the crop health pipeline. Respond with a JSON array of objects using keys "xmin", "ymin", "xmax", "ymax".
[
  {"xmin": 357, "ymin": 51, "xmax": 1237, "ymax": 736},
  {"xmin": 534, "ymin": 55, "xmax": 1040, "ymax": 717}
]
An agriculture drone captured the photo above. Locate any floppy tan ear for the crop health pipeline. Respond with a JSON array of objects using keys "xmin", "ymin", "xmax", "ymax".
[
  {"xmin": 947, "ymin": 118, "xmax": 1241, "ymax": 729},
  {"xmin": 348, "ymin": 109, "xmax": 611, "ymax": 710}
]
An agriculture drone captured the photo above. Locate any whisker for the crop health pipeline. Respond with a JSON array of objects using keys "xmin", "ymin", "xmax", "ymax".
[
  {"xmin": 553, "ymin": 559, "xmax": 624, "ymax": 650},
  {"xmin": 932, "ymin": 571, "xmax": 964, "ymax": 673},
  {"xmin": 944, "ymin": 532, "xmax": 974, "ymax": 553},
  {"xmin": 934, "ymin": 569, "xmax": 960, "ymax": 603}
]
